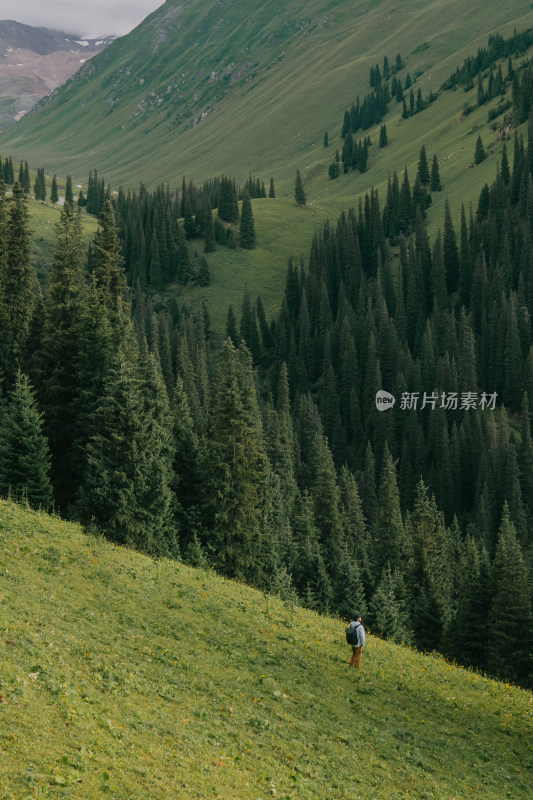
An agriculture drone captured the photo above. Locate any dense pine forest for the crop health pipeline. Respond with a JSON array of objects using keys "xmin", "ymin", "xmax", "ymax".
[{"xmin": 2, "ymin": 38, "xmax": 533, "ymax": 691}]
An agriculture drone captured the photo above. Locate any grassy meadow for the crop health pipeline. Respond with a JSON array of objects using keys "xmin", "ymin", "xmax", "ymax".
[{"xmin": 0, "ymin": 499, "xmax": 531, "ymax": 800}]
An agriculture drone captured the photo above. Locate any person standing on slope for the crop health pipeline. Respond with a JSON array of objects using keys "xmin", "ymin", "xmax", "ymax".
[{"xmin": 346, "ymin": 613, "xmax": 365, "ymax": 667}]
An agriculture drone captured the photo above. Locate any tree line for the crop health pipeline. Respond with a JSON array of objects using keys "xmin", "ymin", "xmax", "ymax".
[{"xmin": 442, "ymin": 28, "xmax": 533, "ymax": 92}]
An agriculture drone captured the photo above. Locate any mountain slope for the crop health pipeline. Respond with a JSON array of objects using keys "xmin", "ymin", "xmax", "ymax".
[
  {"xmin": 0, "ymin": 0, "xmax": 531, "ymax": 191},
  {"xmin": 0, "ymin": 20, "xmax": 114, "ymax": 130},
  {"xmin": 0, "ymin": 498, "xmax": 532, "ymax": 799}
]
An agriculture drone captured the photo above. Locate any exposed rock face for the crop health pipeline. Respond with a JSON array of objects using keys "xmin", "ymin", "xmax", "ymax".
[{"xmin": 0, "ymin": 20, "xmax": 114, "ymax": 129}]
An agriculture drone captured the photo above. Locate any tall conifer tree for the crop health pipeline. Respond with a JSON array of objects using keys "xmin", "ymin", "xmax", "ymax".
[
  {"xmin": 92, "ymin": 199, "xmax": 128, "ymax": 323},
  {"xmin": 37, "ymin": 204, "xmax": 87, "ymax": 509},
  {"xmin": 65, "ymin": 174, "xmax": 74, "ymax": 206},
  {"xmin": 239, "ymin": 189, "xmax": 256, "ymax": 249},
  {"xmin": 294, "ymin": 170, "xmax": 306, "ymax": 206},
  {"xmin": 77, "ymin": 353, "xmax": 177, "ymax": 556},
  {"xmin": 206, "ymin": 339, "xmax": 267, "ymax": 582},
  {"xmin": 430, "ymin": 154, "xmax": 442, "ymax": 191},
  {"xmin": 417, "ymin": 145, "xmax": 430, "ymax": 185},
  {"xmin": 0, "ymin": 371, "xmax": 52, "ymax": 509},
  {"xmin": 50, "ymin": 174, "xmax": 59, "ymax": 203},
  {"xmin": 0, "ymin": 182, "xmax": 35, "ymax": 384},
  {"xmin": 373, "ymin": 443, "xmax": 405, "ymax": 577},
  {"xmin": 487, "ymin": 505, "xmax": 533, "ymax": 683}
]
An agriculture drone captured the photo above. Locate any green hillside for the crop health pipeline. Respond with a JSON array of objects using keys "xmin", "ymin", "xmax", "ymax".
[
  {"xmin": 0, "ymin": 0, "xmax": 531, "ymax": 202},
  {"xmin": 0, "ymin": 499, "xmax": 531, "ymax": 799}
]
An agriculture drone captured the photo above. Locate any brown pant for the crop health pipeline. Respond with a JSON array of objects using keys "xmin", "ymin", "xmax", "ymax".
[{"xmin": 349, "ymin": 646, "xmax": 362, "ymax": 666}]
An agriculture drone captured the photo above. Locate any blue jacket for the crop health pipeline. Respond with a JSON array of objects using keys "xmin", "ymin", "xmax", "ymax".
[{"xmin": 347, "ymin": 620, "xmax": 365, "ymax": 647}]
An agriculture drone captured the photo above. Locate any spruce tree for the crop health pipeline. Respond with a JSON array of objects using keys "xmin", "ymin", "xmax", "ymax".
[
  {"xmin": 487, "ymin": 505, "xmax": 533, "ymax": 684},
  {"xmin": 358, "ymin": 442, "xmax": 378, "ymax": 529},
  {"xmin": 203, "ymin": 205, "xmax": 216, "ymax": 253},
  {"xmin": 518, "ymin": 392, "xmax": 533, "ymax": 540},
  {"xmin": 77, "ymin": 353, "xmax": 177, "ymax": 556},
  {"xmin": 4, "ymin": 157, "xmax": 14, "ymax": 185},
  {"xmin": 458, "ymin": 204, "xmax": 472, "ymax": 308},
  {"xmin": 430, "ymin": 154, "xmax": 442, "ymax": 191},
  {"xmin": 197, "ymin": 256, "xmax": 211, "ymax": 286},
  {"xmin": 294, "ymin": 170, "xmax": 306, "ymax": 206},
  {"xmin": 500, "ymin": 143, "xmax": 510, "ymax": 185},
  {"xmin": 170, "ymin": 376, "xmax": 204, "ymax": 545},
  {"xmin": 271, "ymin": 363, "xmax": 298, "ymax": 514},
  {"xmin": 0, "ymin": 182, "xmax": 35, "ymax": 383},
  {"xmin": 92, "ymin": 199, "xmax": 127, "ymax": 321},
  {"xmin": 214, "ymin": 218, "xmax": 226, "ymax": 245},
  {"xmin": 451, "ymin": 537, "xmax": 491, "ymax": 669},
  {"xmin": 395, "ymin": 78, "xmax": 403, "ymax": 101},
  {"xmin": 0, "ymin": 371, "xmax": 52, "ymax": 509},
  {"xmin": 503, "ymin": 295, "xmax": 523, "ymax": 410},
  {"xmin": 206, "ymin": 339, "xmax": 267, "ymax": 582},
  {"xmin": 33, "ymin": 168, "xmax": 46, "ymax": 201},
  {"xmin": 37, "ymin": 203, "xmax": 86, "ymax": 509},
  {"xmin": 239, "ymin": 189, "xmax": 256, "ymax": 249},
  {"xmin": 21, "ymin": 162, "xmax": 30, "ymax": 195},
  {"xmin": 474, "ymin": 135, "xmax": 486, "ymax": 165},
  {"xmin": 269, "ymin": 178, "xmax": 275, "ymax": 198},
  {"xmin": 50, "ymin": 175, "xmax": 59, "ymax": 203},
  {"xmin": 225, "ymin": 305, "xmax": 239, "ymax": 346},
  {"xmin": 65, "ymin": 174, "xmax": 74, "ymax": 206},
  {"xmin": 369, "ymin": 565, "xmax": 412, "ymax": 644},
  {"xmin": 334, "ymin": 541, "xmax": 366, "ymax": 621},
  {"xmin": 373, "ymin": 443, "xmax": 405, "ymax": 576},
  {"xmin": 443, "ymin": 198, "xmax": 460, "ymax": 294},
  {"xmin": 398, "ymin": 168, "xmax": 413, "ymax": 234},
  {"xmin": 477, "ymin": 74, "xmax": 486, "ymax": 105},
  {"xmin": 379, "ymin": 124, "xmax": 388, "ymax": 148},
  {"xmin": 407, "ymin": 480, "xmax": 453, "ymax": 650},
  {"xmin": 417, "ymin": 145, "xmax": 430, "ymax": 186},
  {"xmin": 217, "ymin": 176, "xmax": 239, "ymax": 223},
  {"xmin": 307, "ymin": 427, "xmax": 344, "ymax": 570},
  {"xmin": 292, "ymin": 489, "xmax": 333, "ymax": 610},
  {"xmin": 338, "ymin": 465, "xmax": 372, "ymax": 588}
]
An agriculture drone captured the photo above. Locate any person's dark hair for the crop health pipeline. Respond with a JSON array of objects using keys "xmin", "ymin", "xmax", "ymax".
[{"xmin": 354, "ymin": 613, "xmax": 361, "ymax": 620}]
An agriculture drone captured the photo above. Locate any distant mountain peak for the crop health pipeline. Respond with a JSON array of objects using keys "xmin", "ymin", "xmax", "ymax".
[{"xmin": 0, "ymin": 19, "xmax": 114, "ymax": 130}]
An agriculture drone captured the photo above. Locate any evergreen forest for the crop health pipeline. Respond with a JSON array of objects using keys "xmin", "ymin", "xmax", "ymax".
[{"xmin": 1, "ymin": 26, "xmax": 533, "ymax": 692}]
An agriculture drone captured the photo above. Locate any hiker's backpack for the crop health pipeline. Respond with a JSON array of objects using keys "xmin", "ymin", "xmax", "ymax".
[{"xmin": 345, "ymin": 622, "xmax": 361, "ymax": 645}]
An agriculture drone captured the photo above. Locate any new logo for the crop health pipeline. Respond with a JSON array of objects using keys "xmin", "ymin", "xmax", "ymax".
[{"xmin": 375, "ymin": 390, "xmax": 396, "ymax": 411}]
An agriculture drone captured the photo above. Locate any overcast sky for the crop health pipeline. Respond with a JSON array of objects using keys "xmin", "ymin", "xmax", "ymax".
[{"xmin": 0, "ymin": 0, "xmax": 165, "ymax": 38}]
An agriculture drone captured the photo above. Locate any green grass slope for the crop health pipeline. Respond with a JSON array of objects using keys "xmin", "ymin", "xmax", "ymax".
[
  {"xmin": 1, "ymin": 499, "xmax": 531, "ymax": 799},
  {"xmin": 0, "ymin": 0, "xmax": 531, "ymax": 197}
]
